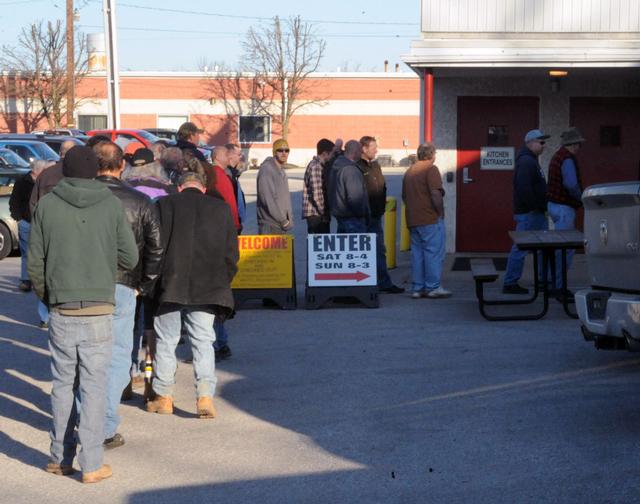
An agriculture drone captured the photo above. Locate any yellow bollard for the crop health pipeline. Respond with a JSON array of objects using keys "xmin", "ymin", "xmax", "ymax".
[
  {"xmin": 384, "ymin": 197, "xmax": 397, "ymax": 269},
  {"xmin": 400, "ymin": 203, "xmax": 410, "ymax": 252}
]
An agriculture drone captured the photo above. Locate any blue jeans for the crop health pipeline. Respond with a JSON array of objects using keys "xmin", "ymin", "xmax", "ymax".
[
  {"xmin": 153, "ymin": 305, "xmax": 217, "ymax": 399},
  {"xmin": 38, "ymin": 300, "xmax": 49, "ymax": 325},
  {"xmin": 409, "ymin": 219, "xmax": 446, "ymax": 292},
  {"xmin": 504, "ymin": 212, "xmax": 548, "ymax": 287},
  {"xmin": 213, "ymin": 318, "xmax": 228, "ymax": 350},
  {"xmin": 104, "ymin": 284, "xmax": 137, "ymax": 439},
  {"xmin": 336, "ymin": 217, "xmax": 367, "ymax": 234},
  {"xmin": 48, "ymin": 312, "xmax": 112, "ymax": 473},
  {"xmin": 18, "ymin": 219, "xmax": 30, "ymax": 281},
  {"xmin": 368, "ymin": 217, "xmax": 393, "ymax": 289},
  {"xmin": 549, "ymin": 202, "xmax": 576, "ymax": 289}
]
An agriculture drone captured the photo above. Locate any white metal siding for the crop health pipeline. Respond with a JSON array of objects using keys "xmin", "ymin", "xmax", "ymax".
[{"xmin": 422, "ymin": 0, "xmax": 640, "ymax": 32}]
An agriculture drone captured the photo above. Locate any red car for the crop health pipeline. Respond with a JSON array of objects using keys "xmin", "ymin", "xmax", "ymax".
[{"xmin": 86, "ymin": 129, "xmax": 162, "ymax": 148}]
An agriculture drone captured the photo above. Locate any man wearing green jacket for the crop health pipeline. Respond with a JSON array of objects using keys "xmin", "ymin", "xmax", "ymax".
[{"xmin": 27, "ymin": 145, "xmax": 138, "ymax": 484}]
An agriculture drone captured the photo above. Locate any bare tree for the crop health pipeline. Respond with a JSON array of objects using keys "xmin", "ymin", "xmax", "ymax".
[
  {"xmin": 0, "ymin": 20, "xmax": 89, "ymax": 131},
  {"xmin": 199, "ymin": 60, "xmax": 275, "ymax": 149},
  {"xmin": 241, "ymin": 16, "xmax": 326, "ymax": 140}
]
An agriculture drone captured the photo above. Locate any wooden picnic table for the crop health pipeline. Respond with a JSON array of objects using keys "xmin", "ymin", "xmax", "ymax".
[
  {"xmin": 509, "ymin": 229, "xmax": 584, "ymax": 251},
  {"xmin": 472, "ymin": 229, "xmax": 584, "ymax": 321}
]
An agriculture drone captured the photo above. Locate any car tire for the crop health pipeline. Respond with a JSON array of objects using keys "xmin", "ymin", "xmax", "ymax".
[{"xmin": 0, "ymin": 222, "xmax": 12, "ymax": 260}]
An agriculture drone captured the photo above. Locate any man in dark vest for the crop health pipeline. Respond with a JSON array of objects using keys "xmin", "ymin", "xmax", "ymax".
[{"xmin": 547, "ymin": 127, "xmax": 586, "ymax": 291}]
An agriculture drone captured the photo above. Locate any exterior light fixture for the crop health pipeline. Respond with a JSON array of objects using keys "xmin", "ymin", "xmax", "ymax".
[{"xmin": 549, "ymin": 70, "xmax": 568, "ymax": 93}]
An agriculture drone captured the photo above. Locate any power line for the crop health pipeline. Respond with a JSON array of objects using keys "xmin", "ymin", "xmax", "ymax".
[
  {"xmin": 78, "ymin": 24, "xmax": 416, "ymax": 39},
  {"xmin": 0, "ymin": 0, "xmax": 46, "ymax": 4},
  {"xmin": 78, "ymin": 24, "xmax": 243, "ymax": 35},
  {"xmin": 86, "ymin": 0, "xmax": 419, "ymax": 26}
]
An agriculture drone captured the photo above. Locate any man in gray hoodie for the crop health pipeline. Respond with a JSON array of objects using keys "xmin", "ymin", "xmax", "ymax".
[{"xmin": 256, "ymin": 139, "xmax": 293, "ymax": 234}]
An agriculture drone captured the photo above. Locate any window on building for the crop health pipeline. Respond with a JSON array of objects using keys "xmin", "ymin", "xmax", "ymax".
[
  {"xmin": 158, "ymin": 115, "xmax": 188, "ymax": 131},
  {"xmin": 78, "ymin": 115, "xmax": 108, "ymax": 131},
  {"xmin": 239, "ymin": 116, "xmax": 270, "ymax": 143},
  {"xmin": 487, "ymin": 126, "xmax": 508, "ymax": 146},
  {"xmin": 600, "ymin": 126, "xmax": 621, "ymax": 147}
]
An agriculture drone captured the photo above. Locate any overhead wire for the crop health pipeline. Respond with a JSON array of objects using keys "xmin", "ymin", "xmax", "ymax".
[{"xmin": 85, "ymin": 0, "xmax": 419, "ymax": 27}]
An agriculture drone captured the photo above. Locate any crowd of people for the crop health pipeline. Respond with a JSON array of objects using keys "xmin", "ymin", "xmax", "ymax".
[{"xmin": 9, "ymin": 120, "xmax": 455, "ymax": 483}]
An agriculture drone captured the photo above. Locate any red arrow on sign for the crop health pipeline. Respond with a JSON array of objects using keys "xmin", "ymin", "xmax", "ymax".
[{"xmin": 314, "ymin": 271, "xmax": 370, "ymax": 282}]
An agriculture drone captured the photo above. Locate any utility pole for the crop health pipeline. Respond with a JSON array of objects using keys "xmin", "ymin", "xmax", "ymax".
[
  {"xmin": 104, "ymin": 0, "xmax": 120, "ymax": 129},
  {"xmin": 66, "ymin": 0, "xmax": 75, "ymax": 128}
]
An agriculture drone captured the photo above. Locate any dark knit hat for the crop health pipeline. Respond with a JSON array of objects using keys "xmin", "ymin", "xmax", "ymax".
[
  {"xmin": 62, "ymin": 145, "xmax": 99, "ymax": 179},
  {"xmin": 316, "ymin": 138, "xmax": 335, "ymax": 155}
]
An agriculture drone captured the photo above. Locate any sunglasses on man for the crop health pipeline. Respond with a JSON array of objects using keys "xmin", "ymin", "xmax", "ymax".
[{"xmin": 276, "ymin": 148, "xmax": 290, "ymax": 153}]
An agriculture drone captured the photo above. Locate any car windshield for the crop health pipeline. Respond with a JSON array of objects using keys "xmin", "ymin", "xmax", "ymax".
[
  {"xmin": 0, "ymin": 149, "xmax": 29, "ymax": 168},
  {"xmin": 136, "ymin": 130, "xmax": 161, "ymax": 144},
  {"xmin": 31, "ymin": 142, "xmax": 60, "ymax": 161}
]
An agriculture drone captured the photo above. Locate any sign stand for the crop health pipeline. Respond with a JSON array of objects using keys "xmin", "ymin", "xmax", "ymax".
[
  {"xmin": 231, "ymin": 235, "xmax": 297, "ymax": 310},
  {"xmin": 305, "ymin": 233, "xmax": 380, "ymax": 309},
  {"xmin": 305, "ymin": 285, "xmax": 378, "ymax": 309},
  {"xmin": 234, "ymin": 284, "xmax": 297, "ymax": 310}
]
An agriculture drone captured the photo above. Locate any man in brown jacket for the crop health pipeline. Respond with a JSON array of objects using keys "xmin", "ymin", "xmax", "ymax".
[{"xmin": 402, "ymin": 142, "xmax": 451, "ymax": 299}]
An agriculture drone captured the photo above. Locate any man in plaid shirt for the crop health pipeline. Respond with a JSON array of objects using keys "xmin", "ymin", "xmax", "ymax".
[{"xmin": 302, "ymin": 139, "xmax": 337, "ymax": 234}]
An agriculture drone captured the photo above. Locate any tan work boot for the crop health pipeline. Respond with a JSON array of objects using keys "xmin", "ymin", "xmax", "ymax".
[
  {"xmin": 45, "ymin": 462, "xmax": 75, "ymax": 476},
  {"xmin": 146, "ymin": 394, "xmax": 173, "ymax": 414},
  {"xmin": 196, "ymin": 396, "xmax": 216, "ymax": 419},
  {"xmin": 82, "ymin": 464, "xmax": 113, "ymax": 484}
]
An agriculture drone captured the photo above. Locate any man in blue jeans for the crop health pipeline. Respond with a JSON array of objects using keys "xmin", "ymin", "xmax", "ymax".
[
  {"xmin": 503, "ymin": 129, "xmax": 550, "ymax": 294},
  {"xmin": 358, "ymin": 136, "xmax": 404, "ymax": 294},
  {"xmin": 147, "ymin": 172, "xmax": 238, "ymax": 419},
  {"xmin": 546, "ymin": 127, "xmax": 585, "ymax": 291},
  {"xmin": 94, "ymin": 141, "xmax": 163, "ymax": 450},
  {"xmin": 402, "ymin": 142, "xmax": 451, "ymax": 299},
  {"xmin": 28, "ymin": 145, "xmax": 138, "ymax": 483}
]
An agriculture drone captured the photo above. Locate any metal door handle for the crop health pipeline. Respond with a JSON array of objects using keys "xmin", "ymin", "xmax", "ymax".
[{"xmin": 463, "ymin": 166, "xmax": 474, "ymax": 184}]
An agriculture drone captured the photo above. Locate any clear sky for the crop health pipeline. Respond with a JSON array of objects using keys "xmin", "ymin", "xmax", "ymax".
[{"xmin": 2, "ymin": 0, "xmax": 421, "ymax": 72}]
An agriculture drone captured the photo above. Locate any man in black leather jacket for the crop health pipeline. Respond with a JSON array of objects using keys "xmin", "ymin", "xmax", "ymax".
[{"xmin": 93, "ymin": 140, "xmax": 163, "ymax": 449}]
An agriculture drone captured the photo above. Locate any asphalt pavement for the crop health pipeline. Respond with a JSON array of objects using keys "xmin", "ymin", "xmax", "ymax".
[{"xmin": 1, "ymin": 169, "xmax": 639, "ymax": 503}]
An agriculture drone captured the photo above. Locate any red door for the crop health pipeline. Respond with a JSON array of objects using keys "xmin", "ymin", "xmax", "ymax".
[
  {"xmin": 570, "ymin": 98, "xmax": 640, "ymax": 187},
  {"xmin": 456, "ymin": 97, "xmax": 540, "ymax": 252}
]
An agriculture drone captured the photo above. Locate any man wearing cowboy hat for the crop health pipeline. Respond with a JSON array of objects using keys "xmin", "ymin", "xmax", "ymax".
[{"xmin": 546, "ymin": 126, "xmax": 586, "ymax": 291}]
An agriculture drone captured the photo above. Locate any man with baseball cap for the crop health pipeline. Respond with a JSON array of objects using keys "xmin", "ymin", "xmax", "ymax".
[
  {"xmin": 503, "ymin": 129, "xmax": 550, "ymax": 295},
  {"xmin": 547, "ymin": 127, "xmax": 586, "ymax": 291},
  {"xmin": 176, "ymin": 121, "xmax": 206, "ymax": 162},
  {"xmin": 256, "ymin": 138, "xmax": 294, "ymax": 234},
  {"xmin": 27, "ymin": 145, "xmax": 138, "ymax": 483}
]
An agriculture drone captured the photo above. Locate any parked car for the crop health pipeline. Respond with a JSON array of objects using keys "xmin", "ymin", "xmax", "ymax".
[
  {"xmin": 0, "ymin": 148, "xmax": 30, "ymax": 170},
  {"xmin": 0, "ymin": 139, "xmax": 59, "ymax": 163},
  {"xmin": 31, "ymin": 128, "xmax": 86, "ymax": 137},
  {"xmin": 576, "ymin": 181, "xmax": 640, "ymax": 351},
  {"xmin": 144, "ymin": 128, "xmax": 178, "ymax": 143},
  {"xmin": 87, "ymin": 129, "xmax": 162, "ymax": 148},
  {"xmin": 0, "ymin": 134, "xmax": 84, "ymax": 155},
  {"xmin": 0, "ymin": 169, "xmax": 27, "ymax": 259}
]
